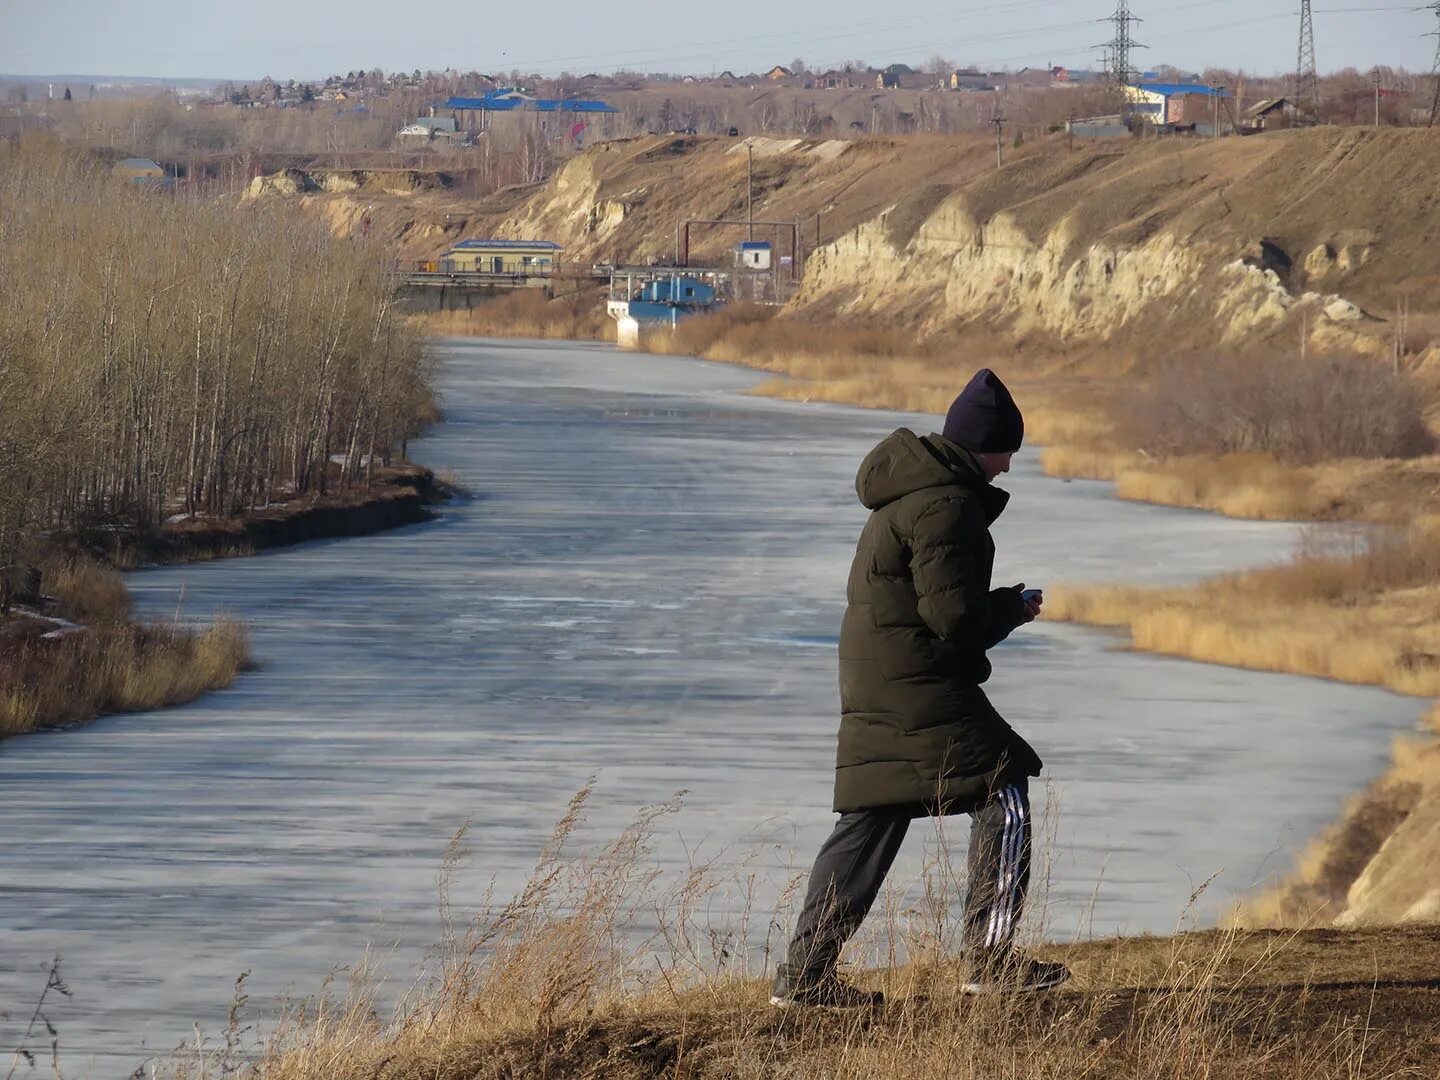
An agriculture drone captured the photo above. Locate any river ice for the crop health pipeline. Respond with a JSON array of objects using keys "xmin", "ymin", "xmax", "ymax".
[{"xmin": 0, "ymin": 339, "xmax": 1424, "ymax": 1075}]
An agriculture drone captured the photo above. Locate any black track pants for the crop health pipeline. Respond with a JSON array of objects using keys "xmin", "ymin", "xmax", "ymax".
[{"xmin": 779, "ymin": 781, "xmax": 1031, "ymax": 981}]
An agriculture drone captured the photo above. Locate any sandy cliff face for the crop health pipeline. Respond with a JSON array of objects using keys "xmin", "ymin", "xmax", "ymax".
[{"xmin": 794, "ymin": 128, "xmax": 1435, "ymax": 353}]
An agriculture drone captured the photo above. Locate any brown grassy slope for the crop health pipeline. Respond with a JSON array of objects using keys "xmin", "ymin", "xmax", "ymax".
[
  {"xmin": 357, "ymin": 127, "xmax": 1440, "ymax": 527},
  {"xmin": 275, "ymin": 132, "xmax": 1034, "ymax": 266}
]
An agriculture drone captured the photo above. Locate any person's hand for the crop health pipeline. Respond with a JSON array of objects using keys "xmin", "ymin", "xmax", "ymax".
[{"xmin": 1015, "ymin": 583, "xmax": 1043, "ymax": 622}]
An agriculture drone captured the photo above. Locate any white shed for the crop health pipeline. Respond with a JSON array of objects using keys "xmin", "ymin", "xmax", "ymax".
[{"xmin": 735, "ymin": 241, "xmax": 772, "ymax": 270}]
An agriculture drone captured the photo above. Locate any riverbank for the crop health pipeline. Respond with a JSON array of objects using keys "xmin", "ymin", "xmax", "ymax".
[
  {"xmin": 182, "ymin": 792, "xmax": 1440, "ymax": 1080},
  {"xmin": 0, "ymin": 466, "xmax": 448, "ymax": 738},
  {"xmin": 235, "ymin": 926, "xmax": 1440, "ymax": 1079}
]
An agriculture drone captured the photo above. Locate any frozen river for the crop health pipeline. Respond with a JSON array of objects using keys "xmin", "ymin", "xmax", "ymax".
[{"xmin": 0, "ymin": 339, "xmax": 1423, "ymax": 1075}]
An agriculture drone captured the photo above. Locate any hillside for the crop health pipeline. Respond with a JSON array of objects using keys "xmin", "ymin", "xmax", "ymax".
[{"xmin": 260, "ymin": 128, "xmax": 1440, "ymax": 363}]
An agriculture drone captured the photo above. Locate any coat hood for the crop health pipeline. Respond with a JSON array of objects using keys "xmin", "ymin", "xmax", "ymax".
[{"xmin": 855, "ymin": 428, "xmax": 1010, "ymax": 521}]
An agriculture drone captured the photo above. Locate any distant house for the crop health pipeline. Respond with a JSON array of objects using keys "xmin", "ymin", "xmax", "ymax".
[
  {"xmin": 714, "ymin": 70, "xmax": 739, "ymax": 83},
  {"xmin": 765, "ymin": 65, "xmax": 794, "ymax": 81},
  {"xmin": 876, "ymin": 63, "xmax": 916, "ymax": 89},
  {"xmin": 112, "ymin": 156, "xmax": 168, "ymax": 185},
  {"xmin": 1013, "ymin": 66, "xmax": 1055, "ymax": 90},
  {"xmin": 607, "ymin": 275, "xmax": 719, "ymax": 347},
  {"xmin": 1244, "ymin": 97, "xmax": 1294, "ymax": 131},
  {"xmin": 440, "ymin": 239, "xmax": 563, "ymax": 274},
  {"xmin": 814, "ymin": 69, "xmax": 859, "ymax": 90},
  {"xmin": 1051, "ymin": 66, "xmax": 1106, "ymax": 86},
  {"xmin": 397, "ymin": 116, "xmax": 459, "ymax": 144},
  {"xmin": 949, "ymin": 68, "xmax": 994, "ymax": 92}
]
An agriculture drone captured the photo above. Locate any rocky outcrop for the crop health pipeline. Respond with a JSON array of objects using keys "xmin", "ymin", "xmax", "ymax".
[{"xmin": 243, "ymin": 168, "xmax": 444, "ymax": 201}]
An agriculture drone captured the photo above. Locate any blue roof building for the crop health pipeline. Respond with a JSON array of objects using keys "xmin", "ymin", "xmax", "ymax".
[
  {"xmin": 1125, "ymin": 83, "xmax": 1231, "ymax": 127},
  {"xmin": 445, "ymin": 88, "xmax": 618, "ymax": 114}
]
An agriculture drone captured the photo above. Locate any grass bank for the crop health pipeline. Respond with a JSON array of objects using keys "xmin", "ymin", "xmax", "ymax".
[
  {"xmin": 163, "ymin": 792, "xmax": 1440, "ymax": 1080},
  {"xmin": 0, "ymin": 466, "xmax": 452, "ymax": 740},
  {"xmin": 0, "ymin": 556, "xmax": 249, "ymax": 737}
]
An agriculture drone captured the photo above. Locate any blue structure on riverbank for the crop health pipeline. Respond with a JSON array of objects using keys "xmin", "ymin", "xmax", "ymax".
[{"xmin": 607, "ymin": 274, "xmax": 720, "ymax": 347}]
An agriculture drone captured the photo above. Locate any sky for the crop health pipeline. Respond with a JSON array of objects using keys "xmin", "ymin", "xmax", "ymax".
[{"xmin": 0, "ymin": 0, "xmax": 1434, "ymax": 82}]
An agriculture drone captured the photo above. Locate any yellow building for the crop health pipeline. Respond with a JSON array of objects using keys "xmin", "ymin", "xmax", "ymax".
[{"xmin": 440, "ymin": 239, "xmax": 563, "ymax": 274}]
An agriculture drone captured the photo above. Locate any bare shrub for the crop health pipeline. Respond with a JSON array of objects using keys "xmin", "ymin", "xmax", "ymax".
[
  {"xmin": 0, "ymin": 136, "xmax": 430, "ymax": 569},
  {"xmin": 414, "ymin": 289, "xmax": 612, "ymax": 341},
  {"xmin": 1126, "ymin": 351, "xmax": 1434, "ymax": 464}
]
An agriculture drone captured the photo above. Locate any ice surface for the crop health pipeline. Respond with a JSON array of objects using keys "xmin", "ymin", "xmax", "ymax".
[{"xmin": 0, "ymin": 338, "xmax": 1423, "ymax": 1075}]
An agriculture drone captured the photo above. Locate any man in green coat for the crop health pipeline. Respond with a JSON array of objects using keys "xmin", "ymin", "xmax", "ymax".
[{"xmin": 770, "ymin": 368, "xmax": 1069, "ymax": 1008}]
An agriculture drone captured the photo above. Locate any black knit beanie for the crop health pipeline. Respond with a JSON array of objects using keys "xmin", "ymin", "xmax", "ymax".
[{"xmin": 942, "ymin": 368, "xmax": 1024, "ymax": 453}]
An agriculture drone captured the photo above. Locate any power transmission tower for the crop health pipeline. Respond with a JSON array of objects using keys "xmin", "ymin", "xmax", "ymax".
[
  {"xmin": 1099, "ymin": 1, "xmax": 1145, "ymax": 90},
  {"xmin": 1295, "ymin": 0, "xmax": 1320, "ymax": 123},
  {"xmin": 1426, "ymin": 1, "xmax": 1440, "ymax": 128}
]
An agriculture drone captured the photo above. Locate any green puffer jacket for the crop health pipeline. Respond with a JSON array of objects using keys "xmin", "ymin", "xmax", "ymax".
[{"xmin": 833, "ymin": 428, "xmax": 1042, "ymax": 814}]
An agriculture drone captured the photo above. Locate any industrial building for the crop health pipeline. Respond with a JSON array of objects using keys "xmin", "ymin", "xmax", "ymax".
[
  {"xmin": 1124, "ymin": 82, "xmax": 1231, "ymax": 127},
  {"xmin": 438, "ymin": 239, "xmax": 563, "ymax": 274}
]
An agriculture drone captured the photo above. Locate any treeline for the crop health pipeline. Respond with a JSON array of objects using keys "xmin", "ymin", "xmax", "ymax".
[{"xmin": 0, "ymin": 137, "xmax": 431, "ymax": 573}]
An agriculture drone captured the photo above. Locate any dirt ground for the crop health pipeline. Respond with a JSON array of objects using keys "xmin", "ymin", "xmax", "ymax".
[{"xmin": 297, "ymin": 927, "xmax": 1440, "ymax": 1080}]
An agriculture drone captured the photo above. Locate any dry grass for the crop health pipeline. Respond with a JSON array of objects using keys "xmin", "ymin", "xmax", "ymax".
[
  {"xmin": 1048, "ymin": 523, "xmax": 1440, "ymax": 696},
  {"xmin": 642, "ymin": 308, "xmax": 1440, "ymax": 525},
  {"xmin": 163, "ymin": 790, "xmax": 1440, "ymax": 1080},
  {"xmin": 37, "ymin": 553, "xmax": 134, "ymax": 623},
  {"xmin": 412, "ymin": 289, "xmax": 614, "ymax": 342},
  {"xmin": 0, "ymin": 616, "xmax": 250, "ymax": 736}
]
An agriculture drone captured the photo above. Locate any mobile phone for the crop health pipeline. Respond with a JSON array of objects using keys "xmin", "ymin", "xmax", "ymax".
[{"xmin": 1021, "ymin": 588, "xmax": 1043, "ymax": 605}]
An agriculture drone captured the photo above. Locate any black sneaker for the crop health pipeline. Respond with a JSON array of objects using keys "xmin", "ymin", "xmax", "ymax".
[
  {"xmin": 769, "ymin": 968, "xmax": 884, "ymax": 1009},
  {"xmin": 960, "ymin": 952, "xmax": 1069, "ymax": 995}
]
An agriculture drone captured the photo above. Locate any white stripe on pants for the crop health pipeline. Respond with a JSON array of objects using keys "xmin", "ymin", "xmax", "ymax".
[{"xmin": 984, "ymin": 785, "xmax": 1027, "ymax": 949}]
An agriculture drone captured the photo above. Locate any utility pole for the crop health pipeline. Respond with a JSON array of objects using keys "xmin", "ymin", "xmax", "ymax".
[
  {"xmin": 1426, "ymin": 1, "xmax": 1440, "ymax": 128},
  {"xmin": 1373, "ymin": 68, "xmax": 1381, "ymax": 127},
  {"xmin": 990, "ymin": 111, "xmax": 1006, "ymax": 169},
  {"xmin": 746, "ymin": 143, "xmax": 754, "ymax": 240},
  {"xmin": 1296, "ymin": 0, "xmax": 1320, "ymax": 124}
]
